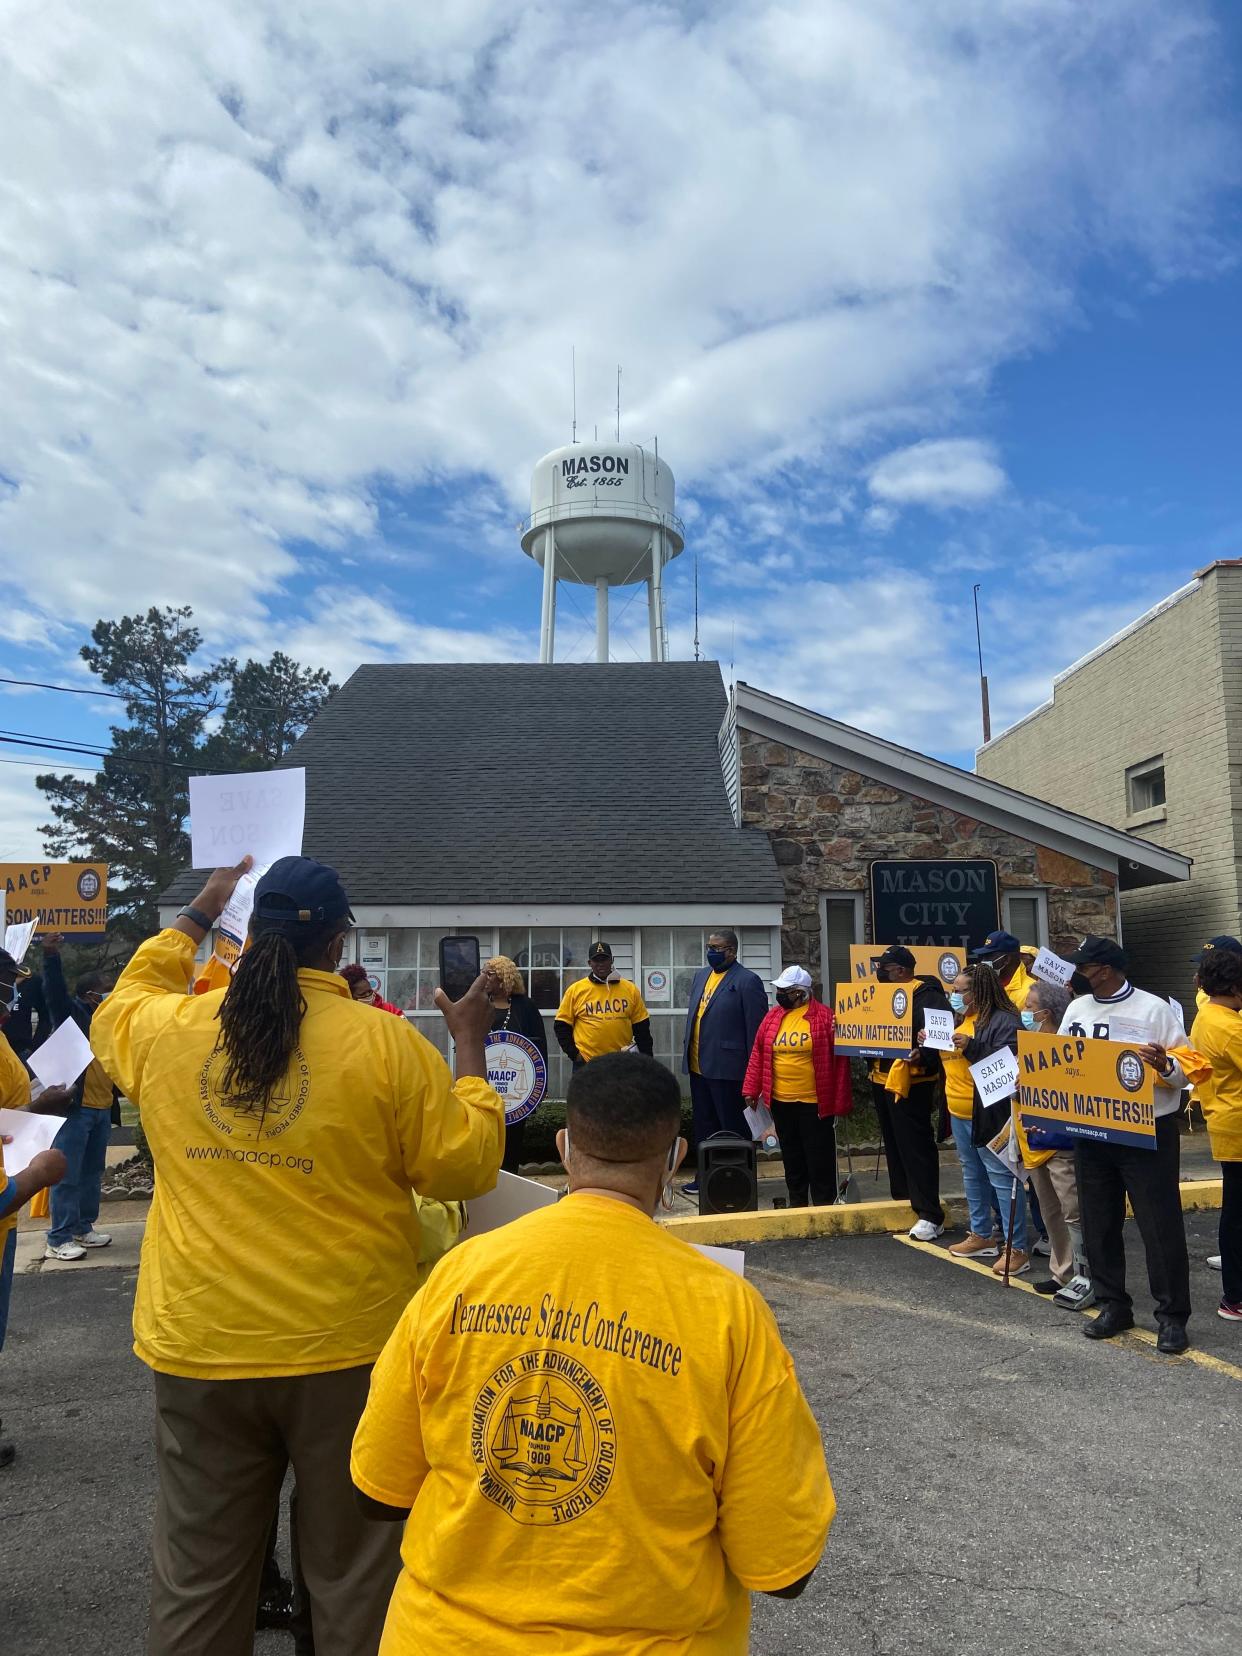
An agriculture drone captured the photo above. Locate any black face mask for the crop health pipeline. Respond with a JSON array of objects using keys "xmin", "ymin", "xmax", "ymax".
[{"xmin": 775, "ymin": 989, "xmax": 802, "ymax": 1009}]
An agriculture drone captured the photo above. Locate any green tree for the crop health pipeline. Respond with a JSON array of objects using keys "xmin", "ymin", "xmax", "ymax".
[
  {"xmin": 36, "ymin": 607, "xmax": 229, "ymax": 940},
  {"xmin": 201, "ymin": 652, "xmax": 336, "ymax": 772}
]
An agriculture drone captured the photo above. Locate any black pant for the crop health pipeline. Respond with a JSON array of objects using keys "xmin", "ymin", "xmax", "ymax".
[
  {"xmin": 1220, "ymin": 1160, "xmax": 1242, "ymax": 1307},
  {"xmin": 501, "ymin": 1117, "xmax": 526, "ymax": 1175},
  {"xmin": 771, "ymin": 1104, "xmax": 837, "ymax": 1206},
  {"xmin": 1077, "ymin": 1112, "xmax": 1190, "ymax": 1324},
  {"xmin": 690, "ymin": 1072, "xmax": 750, "ymax": 1145},
  {"xmin": 871, "ymin": 1081, "xmax": 944, "ymax": 1225}
]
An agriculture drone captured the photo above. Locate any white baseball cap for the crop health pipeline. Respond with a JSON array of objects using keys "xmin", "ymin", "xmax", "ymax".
[{"xmin": 773, "ymin": 965, "xmax": 813, "ymax": 990}]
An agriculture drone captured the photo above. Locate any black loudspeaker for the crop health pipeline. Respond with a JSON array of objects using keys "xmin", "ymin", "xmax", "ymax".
[{"xmin": 697, "ymin": 1132, "xmax": 758, "ymax": 1215}]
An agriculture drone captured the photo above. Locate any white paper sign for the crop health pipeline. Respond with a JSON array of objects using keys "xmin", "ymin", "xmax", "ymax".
[
  {"xmin": 28, "ymin": 1018, "xmax": 96, "ymax": 1091},
  {"xmin": 0, "ymin": 1108, "xmax": 66, "ymax": 1175},
  {"xmin": 1031, "ymin": 947, "xmax": 1075, "ymax": 988},
  {"xmin": 1108, "ymin": 1017, "xmax": 1153, "ymax": 1047},
  {"xmin": 969, "ymin": 1046, "xmax": 1019, "ymax": 1107},
  {"xmin": 4, "ymin": 918, "xmax": 38, "ymax": 965},
  {"xmin": 217, "ymin": 863, "xmax": 266, "ymax": 949},
  {"xmin": 189, "ymin": 768, "xmax": 306, "ymax": 869},
  {"xmin": 1168, "ymin": 997, "xmax": 1186, "ymax": 1033},
  {"xmin": 922, "ymin": 1007, "xmax": 956, "ymax": 1052},
  {"xmin": 465, "ymin": 1170, "xmax": 558, "ymax": 1235},
  {"xmin": 690, "ymin": 1242, "xmax": 746, "ymax": 1277}
]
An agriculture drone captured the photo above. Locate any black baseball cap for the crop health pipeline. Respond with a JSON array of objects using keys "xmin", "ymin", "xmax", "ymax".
[
  {"xmin": 254, "ymin": 857, "xmax": 353, "ymax": 928},
  {"xmin": 1192, "ymin": 935, "xmax": 1242, "ymax": 966},
  {"xmin": 971, "ymin": 930, "xmax": 1022, "ymax": 961},
  {"xmin": 589, "ymin": 940, "xmax": 613, "ymax": 960},
  {"xmin": 1065, "ymin": 935, "xmax": 1127, "ymax": 971},
  {"xmin": 875, "ymin": 946, "xmax": 915, "ymax": 970},
  {"xmin": 0, "ymin": 948, "xmax": 30, "ymax": 985}
]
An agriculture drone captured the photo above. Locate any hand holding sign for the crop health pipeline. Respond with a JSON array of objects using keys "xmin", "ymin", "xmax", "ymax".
[
  {"xmin": 188, "ymin": 768, "xmax": 306, "ymax": 869},
  {"xmin": 1031, "ymin": 947, "xmax": 1075, "ymax": 989},
  {"xmin": 921, "ymin": 1007, "xmax": 956, "ymax": 1052},
  {"xmin": 969, "ymin": 1046, "xmax": 1019, "ymax": 1106}
]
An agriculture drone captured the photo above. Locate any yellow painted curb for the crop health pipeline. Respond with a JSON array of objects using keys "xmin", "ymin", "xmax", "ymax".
[
  {"xmin": 1177, "ymin": 1178, "xmax": 1224, "ymax": 1212},
  {"xmin": 660, "ymin": 1197, "xmax": 969, "ymax": 1245}
]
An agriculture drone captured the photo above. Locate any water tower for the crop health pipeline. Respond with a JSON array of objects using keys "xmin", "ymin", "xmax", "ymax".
[{"xmin": 520, "ymin": 442, "xmax": 684, "ymax": 662}]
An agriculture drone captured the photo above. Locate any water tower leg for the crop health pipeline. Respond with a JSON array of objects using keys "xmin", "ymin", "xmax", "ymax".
[
  {"xmin": 649, "ymin": 526, "xmax": 665, "ymax": 661},
  {"xmin": 540, "ymin": 525, "xmax": 557, "ymax": 664},
  {"xmin": 595, "ymin": 577, "xmax": 609, "ymax": 663},
  {"xmin": 647, "ymin": 578, "xmax": 659, "ymax": 661}
]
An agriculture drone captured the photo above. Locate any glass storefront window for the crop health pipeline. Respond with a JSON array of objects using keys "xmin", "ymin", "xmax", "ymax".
[{"xmin": 498, "ymin": 927, "xmax": 592, "ymax": 1012}]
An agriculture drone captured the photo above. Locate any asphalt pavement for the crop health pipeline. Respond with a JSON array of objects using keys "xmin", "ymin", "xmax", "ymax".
[{"xmin": 1, "ymin": 1211, "xmax": 1236, "ymax": 1655}]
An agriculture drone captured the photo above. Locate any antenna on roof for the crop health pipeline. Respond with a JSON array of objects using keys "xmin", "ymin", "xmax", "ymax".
[
  {"xmin": 616, "ymin": 365, "xmax": 621, "ymax": 442},
  {"xmin": 972, "ymin": 583, "xmax": 992, "ymax": 744},
  {"xmin": 730, "ymin": 619, "xmax": 735, "ymax": 686},
  {"xmin": 571, "ymin": 346, "xmax": 578, "ymax": 444},
  {"xmin": 694, "ymin": 554, "xmax": 700, "ymax": 661}
]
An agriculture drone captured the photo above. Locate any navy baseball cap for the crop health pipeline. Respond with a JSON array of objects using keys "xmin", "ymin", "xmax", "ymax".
[
  {"xmin": 875, "ymin": 945, "xmax": 915, "ymax": 970},
  {"xmin": 253, "ymin": 857, "xmax": 353, "ymax": 928},
  {"xmin": 1066, "ymin": 935, "xmax": 1127, "ymax": 971},
  {"xmin": 1192, "ymin": 935, "xmax": 1242, "ymax": 965},
  {"xmin": 971, "ymin": 930, "xmax": 1022, "ymax": 960}
]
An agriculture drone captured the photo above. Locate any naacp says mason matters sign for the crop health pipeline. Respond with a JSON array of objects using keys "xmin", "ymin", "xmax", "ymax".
[{"xmin": 869, "ymin": 860, "xmax": 1000, "ymax": 951}]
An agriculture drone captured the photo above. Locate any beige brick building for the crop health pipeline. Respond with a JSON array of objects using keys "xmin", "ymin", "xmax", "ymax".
[{"xmin": 976, "ymin": 559, "xmax": 1242, "ymax": 1004}]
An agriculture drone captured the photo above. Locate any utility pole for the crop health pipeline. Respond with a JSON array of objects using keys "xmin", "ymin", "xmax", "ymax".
[{"xmin": 973, "ymin": 583, "xmax": 991, "ymax": 744}]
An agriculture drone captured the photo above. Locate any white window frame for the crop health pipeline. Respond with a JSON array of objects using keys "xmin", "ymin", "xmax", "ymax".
[
  {"xmin": 819, "ymin": 892, "xmax": 865, "ymax": 994},
  {"xmin": 1002, "ymin": 889, "xmax": 1049, "ymax": 949},
  {"xmin": 1125, "ymin": 754, "xmax": 1167, "ymax": 825}
]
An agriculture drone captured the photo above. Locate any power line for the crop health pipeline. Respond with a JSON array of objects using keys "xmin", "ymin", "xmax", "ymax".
[{"xmin": 0, "ymin": 671, "xmax": 326, "ymax": 718}]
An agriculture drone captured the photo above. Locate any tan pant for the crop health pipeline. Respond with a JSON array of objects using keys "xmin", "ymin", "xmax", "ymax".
[
  {"xmin": 1028, "ymin": 1152, "xmax": 1081, "ymax": 1283},
  {"xmin": 149, "ymin": 1365, "xmax": 402, "ymax": 1656}
]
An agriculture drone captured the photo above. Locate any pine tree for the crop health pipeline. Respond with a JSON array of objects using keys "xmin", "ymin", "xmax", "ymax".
[{"xmin": 201, "ymin": 652, "xmax": 336, "ymax": 772}]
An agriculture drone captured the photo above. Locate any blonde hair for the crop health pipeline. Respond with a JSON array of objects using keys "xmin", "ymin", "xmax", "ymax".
[{"xmin": 485, "ymin": 955, "xmax": 525, "ymax": 997}]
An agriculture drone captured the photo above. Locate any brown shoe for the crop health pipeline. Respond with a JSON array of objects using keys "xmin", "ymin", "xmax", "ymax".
[
  {"xmin": 991, "ymin": 1248, "xmax": 1030, "ymax": 1277},
  {"xmin": 949, "ymin": 1233, "xmax": 1000, "ymax": 1259}
]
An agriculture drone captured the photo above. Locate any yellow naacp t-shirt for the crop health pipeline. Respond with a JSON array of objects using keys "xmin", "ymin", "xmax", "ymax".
[
  {"xmin": 91, "ymin": 928, "xmax": 505, "ymax": 1380},
  {"xmin": 352, "ymin": 1194, "xmax": 834, "ymax": 1655},
  {"xmin": 556, "ymin": 976, "xmax": 649, "ymax": 1062},
  {"xmin": 770, "ymin": 1007, "xmax": 816, "ymax": 1103},
  {"xmin": 941, "ymin": 1014, "xmax": 976, "ymax": 1120},
  {"xmin": 0, "ymin": 1037, "xmax": 32, "ymax": 1254},
  {"xmin": 1190, "ymin": 1000, "xmax": 1242, "ymax": 1163},
  {"xmin": 688, "ymin": 970, "xmax": 726, "ymax": 1075},
  {"xmin": 1002, "ymin": 963, "xmax": 1034, "ymax": 1012}
]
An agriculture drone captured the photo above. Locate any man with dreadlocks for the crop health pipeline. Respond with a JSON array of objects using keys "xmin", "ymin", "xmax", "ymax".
[{"xmin": 92, "ymin": 854, "xmax": 505, "ymax": 1656}]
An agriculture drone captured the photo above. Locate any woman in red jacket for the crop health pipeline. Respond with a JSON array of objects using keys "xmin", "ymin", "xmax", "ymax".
[
  {"xmin": 341, "ymin": 963, "xmax": 404, "ymax": 1016},
  {"xmin": 743, "ymin": 966, "xmax": 852, "ymax": 1207}
]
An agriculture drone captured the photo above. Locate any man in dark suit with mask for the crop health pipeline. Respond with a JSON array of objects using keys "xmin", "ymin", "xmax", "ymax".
[{"xmin": 680, "ymin": 931, "xmax": 769, "ymax": 1193}]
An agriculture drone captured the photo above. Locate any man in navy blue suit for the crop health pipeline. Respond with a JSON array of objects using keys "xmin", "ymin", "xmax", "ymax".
[{"xmin": 681, "ymin": 930, "xmax": 770, "ymax": 1192}]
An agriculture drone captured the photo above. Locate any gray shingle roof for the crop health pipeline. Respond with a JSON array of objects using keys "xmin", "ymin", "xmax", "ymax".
[{"xmin": 162, "ymin": 662, "xmax": 782, "ymax": 908}]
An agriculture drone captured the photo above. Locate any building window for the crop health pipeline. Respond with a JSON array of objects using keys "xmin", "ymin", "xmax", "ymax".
[
  {"xmin": 497, "ymin": 928, "xmax": 601, "ymax": 1012},
  {"xmin": 1003, "ymin": 891, "xmax": 1048, "ymax": 950},
  {"xmin": 1126, "ymin": 756, "xmax": 1166, "ymax": 816},
  {"xmin": 819, "ymin": 893, "xmax": 864, "ymax": 993}
]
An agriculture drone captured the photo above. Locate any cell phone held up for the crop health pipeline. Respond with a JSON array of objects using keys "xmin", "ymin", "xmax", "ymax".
[{"xmin": 438, "ymin": 935, "xmax": 481, "ymax": 1003}]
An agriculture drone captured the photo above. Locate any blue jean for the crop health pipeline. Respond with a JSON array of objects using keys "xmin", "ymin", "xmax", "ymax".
[
  {"xmin": 0, "ymin": 1227, "xmax": 16, "ymax": 1352},
  {"xmin": 950, "ymin": 1114, "xmax": 1002, "ymax": 1237},
  {"xmin": 48, "ymin": 1106, "xmax": 111, "ymax": 1245},
  {"xmin": 980, "ymin": 1143, "xmax": 1028, "ymax": 1254}
]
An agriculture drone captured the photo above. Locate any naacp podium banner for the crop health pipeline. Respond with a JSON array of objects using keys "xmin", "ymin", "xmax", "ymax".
[
  {"xmin": 485, "ymin": 1031, "xmax": 548, "ymax": 1126},
  {"xmin": 1016, "ymin": 1032, "xmax": 1156, "ymax": 1151}
]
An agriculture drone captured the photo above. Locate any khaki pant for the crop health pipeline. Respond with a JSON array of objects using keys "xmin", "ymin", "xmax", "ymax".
[
  {"xmin": 1028, "ymin": 1151, "xmax": 1080, "ymax": 1284},
  {"xmin": 149, "ymin": 1365, "xmax": 402, "ymax": 1656}
]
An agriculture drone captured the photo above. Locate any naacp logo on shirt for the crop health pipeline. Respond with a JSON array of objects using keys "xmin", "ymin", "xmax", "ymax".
[
  {"xmin": 892, "ymin": 989, "xmax": 909, "ymax": 1018},
  {"xmin": 1115, "ymin": 1050, "xmax": 1146, "ymax": 1093},
  {"xmin": 473, "ymin": 1349, "xmax": 616, "ymax": 1527},
  {"xmin": 197, "ymin": 1047, "xmax": 311, "ymax": 1142}
]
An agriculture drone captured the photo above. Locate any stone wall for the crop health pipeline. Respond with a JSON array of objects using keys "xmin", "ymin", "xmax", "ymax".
[{"xmin": 739, "ymin": 730, "xmax": 1118, "ymax": 981}]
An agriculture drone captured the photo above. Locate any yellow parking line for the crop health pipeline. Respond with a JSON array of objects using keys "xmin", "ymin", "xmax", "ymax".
[{"xmin": 894, "ymin": 1233, "xmax": 1242, "ymax": 1383}]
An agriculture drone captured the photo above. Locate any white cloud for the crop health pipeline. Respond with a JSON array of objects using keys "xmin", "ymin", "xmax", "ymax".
[
  {"xmin": 868, "ymin": 439, "xmax": 1008, "ymax": 510},
  {"xmin": 0, "ymin": 0, "xmax": 1232, "ymax": 642}
]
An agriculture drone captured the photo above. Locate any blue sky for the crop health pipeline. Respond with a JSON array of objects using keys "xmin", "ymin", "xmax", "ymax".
[{"xmin": 2, "ymin": 1, "xmax": 1240, "ymax": 856}]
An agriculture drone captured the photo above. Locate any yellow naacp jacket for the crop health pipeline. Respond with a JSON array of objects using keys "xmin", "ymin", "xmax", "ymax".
[
  {"xmin": 1189, "ymin": 1001, "xmax": 1242, "ymax": 1163},
  {"xmin": 0, "ymin": 1037, "xmax": 32, "ymax": 1253},
  {"xmin": 91, "ymin": 929, "xmax": 505, "ymax": 1380}
]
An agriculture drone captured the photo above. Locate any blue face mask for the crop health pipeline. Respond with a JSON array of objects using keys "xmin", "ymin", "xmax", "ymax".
[
  {"xmin": 1021, "ymin": 1009, "xmax": 1038, "ymax": 1030},
  {"xmin": 706, "ymin": 947, "xmax": 729, "ymax": 971},
  {"xmin": 948, "ymin": 992, "xmax": 965, "ymax": 1013}
]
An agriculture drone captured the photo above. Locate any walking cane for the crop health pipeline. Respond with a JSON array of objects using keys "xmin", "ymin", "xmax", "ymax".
[{"xmin": 1002, "ymin": 1175, "xmax": 1019, "ymax": 1288}]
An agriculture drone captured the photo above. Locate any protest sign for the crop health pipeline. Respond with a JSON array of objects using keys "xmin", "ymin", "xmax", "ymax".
[
  {"xmin": 1168, "ymin": 997, "xmax": 1186, "ymax": 1033},
  {"xmin": 1, "ymin": 862, "xmax": 108, "ymax": 937},
  {"xmin": 969, "ymin": 1047, "xmax": 1019, "ymax": 1107},
  {"xmin": 1031, "ymin": 947, "xmax": 1075, "ymax": 988},
  {"xmin": 0, "ymin": 1108, "xmax": 66, "ymax": 1176},
  {"xmin": 690, "ymin": 1243, "xmax": 746, "ymax": 1277},
  {"xmin": 29, "ymin": 1018, "xmax": 96, "ymax": 1091},
  {"xmin": 848, "ymin": 945, "xmax": 966, "ymax": 988},
  {"xmin": 922, "ymin": 1007, "xmax": 956, "ymax": 1052},
  {"xmin": 3, "ymin": 918, "xmax": 38, "ymax": 965},
  {"xmin": 466, "ymin": 1170, "xmax": 559, "ymax": 1235},
  {"xmin": 188, "ymin": 768, "xmax": 305, "ymax": 869},
  {"xmin": 1016, "ymin": 1032, "xmax": 1156, "ymax": 1150},
  {"xmin": 1108, "ymin": 1016, "xmax": 1155, "ymax": 1047},
  {"xmin": 484, "ymin": 1030, "xmax": 548, "ymax": 1126},
  {"xmin": 833, "ymin": 980, "xmax": 916, "ymax": 1060}
]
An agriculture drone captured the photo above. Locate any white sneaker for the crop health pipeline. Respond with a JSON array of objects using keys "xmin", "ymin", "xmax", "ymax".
[
  {"xmin": 1207, "ymin": 1255, "xmax": 1223, "ymax": 1271},
  {"xmin": 44, "ymin": 1240, "xmax": 87, "ymax": 1261},
  {"xmin": 73, "ymin": 1229, "xmax": 112, "ymax": 1249},
  {"xmin": 909, "ymin": 1219, "xmax": 945, "ymax": 1242},
  {"xmin": 1032, "ymin": 1236, "xmax": 1052, "ymax": 1257},
  {"xmin": 1053, "ymin": 1274, "xmax": 1095, "ymax": 1310}
]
